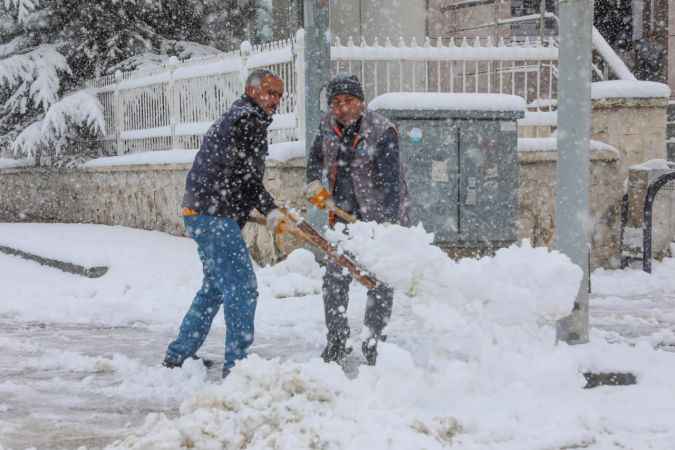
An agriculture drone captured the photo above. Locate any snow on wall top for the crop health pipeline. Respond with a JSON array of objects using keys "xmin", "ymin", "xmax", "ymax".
[
  {"xmin": 518, "ymin": 137, "xmax": 619, "ymax": 155},
  {"xmin": 81, "ymin": 150, "xmax": 198, "ymax": 168},
  {"xmin": 82, "ymin": 141, "xmax": 306, "ymax": 169},
  {"xmin": 0, "ymin": 158, "xmax": 33, "ymax": 169},
  {"xmin": 369, "ymin": 93, "xmax": 526, "ymax": 112},
  {"xmin": 629, "ymin": 159, "xmax": 675, "ymax": 171},
  {"xmin": 591, "ymin": 80, "xmax": 671, "ymax": 100}
]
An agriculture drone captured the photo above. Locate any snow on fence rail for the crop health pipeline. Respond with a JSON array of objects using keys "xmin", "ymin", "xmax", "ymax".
[{"xmin": 84, "ymin": 27, "xmax": 632, "ymax": 155}]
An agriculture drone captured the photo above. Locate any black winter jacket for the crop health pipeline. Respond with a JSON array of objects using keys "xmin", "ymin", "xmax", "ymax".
[{"xmin": 182, "ymin": 96, "xmax": 277, "ymax": 227}]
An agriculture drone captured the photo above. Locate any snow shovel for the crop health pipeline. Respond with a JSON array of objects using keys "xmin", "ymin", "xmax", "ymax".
[
  {"xmin": 325, "ymin": 201, "xmax": 357, "ymax": 224},
  {"xmin": 0, "ymin": 245, "xmax": 109, "ymax": 278},
  {"xmin": 250, "ymin": 210, "xmax": 384, "ymax": 290}
]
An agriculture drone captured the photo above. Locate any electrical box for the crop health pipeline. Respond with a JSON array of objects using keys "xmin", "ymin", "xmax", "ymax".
[{"xmin": 370, "ymin": 93, "xmax": 525, "ymax": 252}]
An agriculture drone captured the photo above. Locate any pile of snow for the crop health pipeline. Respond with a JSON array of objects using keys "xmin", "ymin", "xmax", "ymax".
[
  {"xmin": 104, "ymin": 340, "xmax": 675, "ymax": 450},
  {"xmin": 594, "ymin": 244, "xmax": 675, "ymax": 297},
  {"xmin": 257, "ymin": 249, "xmax": 323, "ymax": 299},
  {"xmin": 326, "ymin": 222, "xmax": 579, "ymax": 326},
  {"xmin": 105, "ymin": 355, "xmax": 465, "ymax": 450},
  {"xmin": 0, "ymin": 224, "xmax": 201, "ymax": 325},
  {"xmin": 2, "ymin": 223, "xmax": 675, "ymax": 449},
  {"xmin": 0, "ymin": 223, "xmax": 321, "ymax": 327},
  {"xmin": 101, "ymin": 225, "xmax": 675, "ymax": 449}
]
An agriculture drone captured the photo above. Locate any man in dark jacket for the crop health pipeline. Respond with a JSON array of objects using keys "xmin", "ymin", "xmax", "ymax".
[
  {"xmin": 306, "ymin": 74, "xmax": 407, "ymax": 366},
  {"xmin": 164, "ymin": 69, "xmax": 287, "ymax": 378}
]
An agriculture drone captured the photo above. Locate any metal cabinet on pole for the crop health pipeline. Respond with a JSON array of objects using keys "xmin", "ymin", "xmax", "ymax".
[{"xmin": 371, "ymin": 93, "xmax": 525, "ymax": 254}]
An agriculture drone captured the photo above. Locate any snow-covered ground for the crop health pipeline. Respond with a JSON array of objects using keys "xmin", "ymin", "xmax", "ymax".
[{"xmin": 1, "ymin": 223, "xmax": 674, "ymax": 450}]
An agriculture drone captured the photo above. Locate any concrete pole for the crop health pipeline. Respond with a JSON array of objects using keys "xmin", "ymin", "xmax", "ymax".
[
  {"xmin": 303, "ymin": 0, "xmax": 330, "ymax": 155},
  {"xmin": 555, "ymin": 0, "xmax": 594, "ymax": 344}
]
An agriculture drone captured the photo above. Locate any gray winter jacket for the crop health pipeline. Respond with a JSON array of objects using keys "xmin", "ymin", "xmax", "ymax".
[{"xmin": 306, "ymin": 110, "xmax": 409, "ymax": 225}]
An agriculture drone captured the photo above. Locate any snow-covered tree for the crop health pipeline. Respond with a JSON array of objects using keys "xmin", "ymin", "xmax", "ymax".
[
  {"xmin": 12, "ymin": 90, "xmax": 104, "ymax": 165},
  {"xmin": 0, "ymin": 0, "xmax": 232, "ymax": 163},
  {"xmin": 0, "ymin": 45, "xmax": 69, "ymax": 114},
  {"xmin": 0, "ymin": 1, "xmax": 67, "ymax": 159},
  {"xmin": 201, "ymin": 0, "xmax": 258, "ymax": 50}
]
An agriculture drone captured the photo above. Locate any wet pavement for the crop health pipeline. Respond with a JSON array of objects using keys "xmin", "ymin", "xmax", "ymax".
[
  {"xmin": 0, "ymin": 320, "xmax": 326, "ymax": 450},
  {"xmin": 0, "ymin": 322, "xmax": 180, "ymax": 449}
]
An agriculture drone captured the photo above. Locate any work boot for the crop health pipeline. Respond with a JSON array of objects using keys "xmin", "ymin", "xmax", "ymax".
[
  {"xmin": 361, "ymin": 334, "xmax": 386, "ymax": 366},
  {"xmin": 321, "ymin": 336, "xmax": 352, "ymax": 364}
]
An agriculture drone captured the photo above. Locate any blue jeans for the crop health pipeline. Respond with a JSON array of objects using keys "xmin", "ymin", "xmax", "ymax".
[{"xmin": 165, "ymin": 216, "xmax": 258, "ymax": 371}]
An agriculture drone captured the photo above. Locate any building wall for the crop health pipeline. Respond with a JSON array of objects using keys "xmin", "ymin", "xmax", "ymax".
[
  {"xmin": 330, "ymin": 0, "xmax": 426, "ymax": 43},
  {"xmin": 428, "ymin": 0, "xmax": 512, "ymax": 41}
]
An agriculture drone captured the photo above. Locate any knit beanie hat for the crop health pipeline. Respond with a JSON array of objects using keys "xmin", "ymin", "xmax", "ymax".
[{"xmin": 326, "ymin": 74, "xmax": 365, "ymax": 104}]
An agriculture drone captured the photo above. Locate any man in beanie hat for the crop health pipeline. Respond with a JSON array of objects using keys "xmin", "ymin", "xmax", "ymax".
[
  {"xmin": 305, "ymin": 74, "xmax": 408, "ymax": 366},
  {"xmin": 326, "ymin": 74, "xmax": 365, "ymax": 103}
]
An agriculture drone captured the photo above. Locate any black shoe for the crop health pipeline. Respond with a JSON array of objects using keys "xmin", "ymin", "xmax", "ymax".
[
  {"xmin": 321, "ymin": 338, "xmax": 352, "ymax": 364},
  {"xmin": 362, "ymin": 334, "xmax": 386, "ymax": 366},
  {"xmin": 162, "ymin": 355, "xmax": 213, "ymax": 369},
  {"xmin": 162, "ymin": 359, "xmax": 181, "ymax": 369}
]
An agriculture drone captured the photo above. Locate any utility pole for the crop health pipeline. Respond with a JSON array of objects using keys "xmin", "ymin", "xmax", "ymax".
[
  {"xmin": 303, "ymin": 0, "xmax": 330, "ymax": 154},
  {"xmin": 555, "ymin": 0, "xmax": 594, "ymax": 344}
]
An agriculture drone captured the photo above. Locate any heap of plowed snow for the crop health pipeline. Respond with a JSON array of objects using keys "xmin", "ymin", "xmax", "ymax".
[{"xmin": 104, "ymin": 224, "xmax": 675, "ymax": 450}]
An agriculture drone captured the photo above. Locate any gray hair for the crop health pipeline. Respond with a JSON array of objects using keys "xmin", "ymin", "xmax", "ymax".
[{"xmin": 245, "ymin": 69, "xmax": 279, "ymax": 87}]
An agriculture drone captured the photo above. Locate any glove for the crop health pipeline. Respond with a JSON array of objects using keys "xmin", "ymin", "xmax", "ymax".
[
  {"xmin": 305, "ymin": 180, "xmax": 332, "ymax": 209},
  {"xmin": 265, "ymin": 208, "xmax": 288, "ymax": 234}
]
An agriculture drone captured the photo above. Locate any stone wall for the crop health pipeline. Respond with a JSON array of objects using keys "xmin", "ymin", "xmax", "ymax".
[
  {"xmin": 518, "ymin": 148, "xmax": 623, "ymax": 269},
  {"xmin": 591, "ymin": 97, "xmax": 668, "ymax": 180},
  {"xmin": 0, "ymin": 159, "xmax": 306, "ymax": 265},
  {"xmin": 1, "ymin": 149, "xmax": 622, "ymax": 268}
]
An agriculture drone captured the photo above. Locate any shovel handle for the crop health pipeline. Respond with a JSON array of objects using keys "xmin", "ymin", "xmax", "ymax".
[
  {"xmin": 328, "ymin": 202, "xmax": 357, "ymax": 224},
  {"xmin": 249, "ymin": 210, "xmax": 379, "ymax": 290}
]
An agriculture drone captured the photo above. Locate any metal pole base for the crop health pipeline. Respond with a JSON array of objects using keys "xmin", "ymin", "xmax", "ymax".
[{"xmin": 556, "ymin": 307, "xmax": 589, "ymax": 345}]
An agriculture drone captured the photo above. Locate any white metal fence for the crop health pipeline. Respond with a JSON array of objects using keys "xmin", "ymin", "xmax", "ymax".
[{"xmin": 85, "ymin": 23, "xmax": 633, "ymax": 155}]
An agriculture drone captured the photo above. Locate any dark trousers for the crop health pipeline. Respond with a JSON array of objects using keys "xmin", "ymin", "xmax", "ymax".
[{"xmin": 322, "ymin": 259, "xmax": 393, "ymax": 342}]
